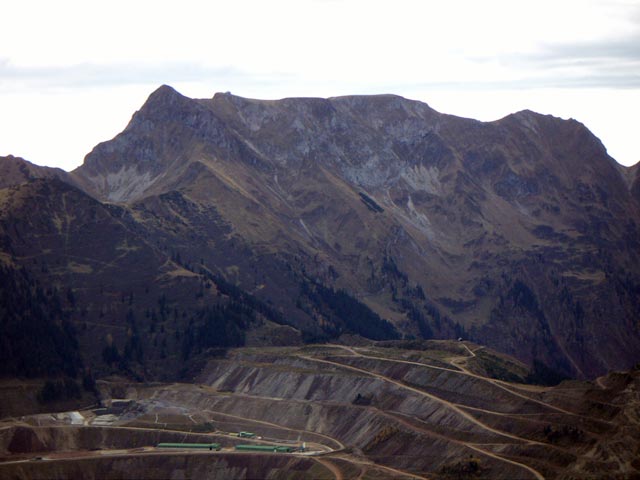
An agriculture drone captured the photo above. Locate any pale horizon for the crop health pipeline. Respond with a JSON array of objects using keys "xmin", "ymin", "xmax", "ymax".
[{"xmin": 2, "ymin": 0, "xmax": 639, "ymax": 170}]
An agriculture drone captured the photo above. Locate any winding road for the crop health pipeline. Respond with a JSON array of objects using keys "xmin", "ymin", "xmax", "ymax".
[{"xmin": 300, "ymin": 346, "xmax": 549, "ymax": 480}]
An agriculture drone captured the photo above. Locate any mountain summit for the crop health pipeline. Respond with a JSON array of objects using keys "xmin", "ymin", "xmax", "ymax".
[{"xmin": 2, "ymin": 86, "xmax": 639, "ymax": 380}]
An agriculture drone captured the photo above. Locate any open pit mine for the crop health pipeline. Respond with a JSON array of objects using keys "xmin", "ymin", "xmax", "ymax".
[{"xmin": 2, "ymin": 341, "xmax": 640, "ymax": 479}]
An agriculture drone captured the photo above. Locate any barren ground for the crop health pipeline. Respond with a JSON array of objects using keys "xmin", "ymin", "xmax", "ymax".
[{"xmin": 1, "ymin": 341, "xmax": 639, "ymax": 479}]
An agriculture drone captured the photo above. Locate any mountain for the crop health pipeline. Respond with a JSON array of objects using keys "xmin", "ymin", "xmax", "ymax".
[
  {"xmin": 2, "ymin": 85, "xmax": 639, "ymax": 381},
  {"xmin": 629, "ymin": 162, "xmax": 640, "ymax": 203},
  {"xmin": 0, "ymin": 174, "xmax": 301, "ymax": 381},
  {"xmin": 0, "ymin": 155, "xmax": 72, "ymax": 189}
]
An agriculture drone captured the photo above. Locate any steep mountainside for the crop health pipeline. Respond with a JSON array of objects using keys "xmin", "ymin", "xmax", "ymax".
[
  {"xmin": 1, "ymin": 85, "xmax": 639, "ymax": 380},
  {"xmin": 0, "ymin": 177, "xmax": 301, "ymax": 380},
  {"xmin": 629, "ymin": 162, "xmax": 640, "ymax": 203}
]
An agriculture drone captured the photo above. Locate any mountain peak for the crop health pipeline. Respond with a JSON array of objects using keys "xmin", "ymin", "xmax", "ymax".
[
  {"xmin": 148, "ymin": 84, "xmax": 184, "ymax": 102},
  {"xmin": 133, "ymin": 84, "xmax": 192, "ymax": 120}
]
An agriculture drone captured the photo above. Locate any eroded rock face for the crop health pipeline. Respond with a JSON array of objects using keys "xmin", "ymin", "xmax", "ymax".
[{"xmin": 2, "ymin": 86, "xmax": 640, "ymax": 378}]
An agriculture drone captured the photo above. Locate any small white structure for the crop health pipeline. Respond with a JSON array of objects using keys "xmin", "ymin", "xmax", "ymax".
[{"xmin": 69, "ymin": 411, "xmax": 85, "ymax": 425}]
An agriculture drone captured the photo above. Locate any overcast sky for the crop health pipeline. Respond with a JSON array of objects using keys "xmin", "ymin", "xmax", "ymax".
[{"xmin": 1, "ymin": 0, "xmax": 639, "ymax": 171}]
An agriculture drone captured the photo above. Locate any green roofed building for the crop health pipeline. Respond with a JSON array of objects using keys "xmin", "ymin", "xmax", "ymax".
[
  {"xmin": 235, "ymin": 444, "xmax": 294, "ymax": 453},
  {"xmin": 157, "ymin": 443, "xmax": 221, "ymax": 451}
]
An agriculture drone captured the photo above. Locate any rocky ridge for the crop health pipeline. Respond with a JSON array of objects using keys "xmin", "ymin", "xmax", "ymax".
[{"xmin": 1, "ymin": 85, "xmax": 639, "ymax": 380}]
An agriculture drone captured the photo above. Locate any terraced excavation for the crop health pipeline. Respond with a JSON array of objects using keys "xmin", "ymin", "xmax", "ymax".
[{"xmin": 1, "ymin": 341, "xmax": 639, "ymax": 479}]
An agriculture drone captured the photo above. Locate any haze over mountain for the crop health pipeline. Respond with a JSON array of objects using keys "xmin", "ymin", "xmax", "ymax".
[{"xmin": 1, "ymin": 85, "xmax": 639, "ymax": 382}]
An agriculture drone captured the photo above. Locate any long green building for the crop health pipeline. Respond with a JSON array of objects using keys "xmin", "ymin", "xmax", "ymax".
[
  {"xmin": 157, "ymin": 443, "xmax": 221, "ymax": 451},
  {"xmin": 235, "ymin": 444, "xmax": 295, "ymax": 453}
]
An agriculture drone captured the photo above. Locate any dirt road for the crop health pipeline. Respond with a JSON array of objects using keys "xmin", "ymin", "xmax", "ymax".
[{"xmin": 300, "ymin": 353, "xmax": 546, "ymax": 480}]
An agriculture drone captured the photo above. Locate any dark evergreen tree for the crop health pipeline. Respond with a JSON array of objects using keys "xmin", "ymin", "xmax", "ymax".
[{"xmin": 0, "ymin": 265, "xmax": 82, "ymax": 378}]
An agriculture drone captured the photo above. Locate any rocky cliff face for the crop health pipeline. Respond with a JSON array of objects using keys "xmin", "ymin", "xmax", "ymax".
[{"xmin": 2, "ymin": 85, "xmax": 639, "ymax": 379}]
